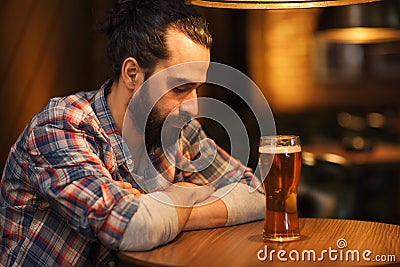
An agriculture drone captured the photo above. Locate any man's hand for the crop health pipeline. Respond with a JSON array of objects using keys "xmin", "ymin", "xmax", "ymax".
[{"xmin": 112, "ymin": 180, "xmax": 142, "ymax": 198}]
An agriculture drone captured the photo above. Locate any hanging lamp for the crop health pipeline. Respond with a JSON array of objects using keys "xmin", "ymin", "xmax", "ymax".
[
  {"xmin": 316, "ymin": 0, "xmax": 400, "ymax": 44},
  {"xmin": 187, "ymin": 0, "xmax": 380, "ymax": 10}
]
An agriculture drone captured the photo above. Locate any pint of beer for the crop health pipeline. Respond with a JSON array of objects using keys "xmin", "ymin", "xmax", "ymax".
[{"xmin": 259, "ymin": 135, "xmax": 301, "ymax": 242}]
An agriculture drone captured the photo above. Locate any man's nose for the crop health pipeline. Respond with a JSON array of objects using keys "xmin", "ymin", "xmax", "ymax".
[{"xmin": 179, "ymin": 90, "xmax": 198, "ymax": 117}]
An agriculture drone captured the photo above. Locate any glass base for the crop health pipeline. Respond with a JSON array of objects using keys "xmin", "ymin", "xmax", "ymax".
[{"xmin": 263, "ymin": 234, "xmax": 301, "ymax": 242}]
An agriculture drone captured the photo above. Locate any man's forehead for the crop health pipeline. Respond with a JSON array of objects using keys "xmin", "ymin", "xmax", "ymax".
[
  {"xmin": 167, "ymin": 74, "xmax": 206, "ymax": 85},
  {"xmin": 162, "ymin": 62, "xmax": 209, "ymax": 82}
]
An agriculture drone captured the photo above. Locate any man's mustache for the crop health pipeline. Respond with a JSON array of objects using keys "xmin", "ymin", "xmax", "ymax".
[{"xmin": 165, "ymin": 112, "xmax": 192, "ymax": 126}]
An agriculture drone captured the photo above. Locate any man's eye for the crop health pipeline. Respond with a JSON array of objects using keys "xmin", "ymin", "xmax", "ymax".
[{"xmin": 172, "ymin": 86, "xmax": 188, "ymax": 93}]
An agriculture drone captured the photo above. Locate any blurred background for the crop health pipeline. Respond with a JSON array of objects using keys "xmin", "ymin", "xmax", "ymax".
[{"xmin": 1, "ymin": 0, "xmax": 399, "ymax": 224}]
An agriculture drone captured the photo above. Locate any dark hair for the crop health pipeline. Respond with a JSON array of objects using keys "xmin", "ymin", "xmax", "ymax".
[{"xmin": 101, "ymin": 0, "xmax": 212, "ymax": 80}]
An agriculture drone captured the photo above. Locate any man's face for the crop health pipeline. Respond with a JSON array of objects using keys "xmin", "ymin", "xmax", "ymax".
[{"xmin": 141, "ymin": 28, "xmax": 210, "ymax": 151}]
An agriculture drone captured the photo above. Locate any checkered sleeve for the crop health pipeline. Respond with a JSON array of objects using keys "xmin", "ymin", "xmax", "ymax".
[
  {"xmin": 25, "ymin": 105, "xmax": 138, "ymax": 250},
  {"xmin": 178, "ymin": 120, "xmax": 256, "ymax": 189}
]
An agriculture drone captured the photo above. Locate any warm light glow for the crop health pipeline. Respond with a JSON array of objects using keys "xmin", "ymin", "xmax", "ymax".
[
  {"xmin": 188, "ymin": 0, "xmax": 379, "ymax": 9},
  {"xmin": 247, "ymin": 10, "xmax": 319, "ymax": 111},
  {"xmin": 316, "ymin": 27, "xmax": 400, "ymax": 44},
  {"xmin": 320, "ymin": 153, "xmax": 349, "ymax": 165}
]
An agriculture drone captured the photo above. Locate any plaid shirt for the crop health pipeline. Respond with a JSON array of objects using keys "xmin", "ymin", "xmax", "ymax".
[{"xmin": 0, "ymin": 81, "xmax": 254, "ymax": 266}]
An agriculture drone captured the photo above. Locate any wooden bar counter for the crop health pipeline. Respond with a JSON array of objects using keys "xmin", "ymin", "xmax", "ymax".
[{"xmin": 118, "ymin": 218, "xmax": 400, "ymax": 267}]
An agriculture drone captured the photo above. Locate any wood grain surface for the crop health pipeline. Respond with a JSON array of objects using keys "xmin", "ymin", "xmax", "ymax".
[{"xmin": 118, "ymin": 218, "xmax": 400, "ymax": 267}]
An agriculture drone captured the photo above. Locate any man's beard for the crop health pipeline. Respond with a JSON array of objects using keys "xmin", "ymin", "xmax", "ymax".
[
  {"xmin": 145, "ymin": 106, "xmax": 192, "ymax": 152},
  {"xmin": 145, "ymin": 106, "xmax": 170, "ymax": 152},
  {"xmin": 127, "ymin": 88, "xmax": 192, "ymax": 153}
]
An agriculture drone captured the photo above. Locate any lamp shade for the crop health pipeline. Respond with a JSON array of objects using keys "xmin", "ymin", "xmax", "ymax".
[
  {"xmin": 188, "ymin": 0, "xmax": 380, "ymax": 9},
  {"xmin": 316, "ymin": 0, "xmax": 400, "ymax": 43}
]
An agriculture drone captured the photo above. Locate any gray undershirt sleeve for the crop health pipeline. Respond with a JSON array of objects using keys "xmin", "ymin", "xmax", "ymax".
[
  {"xmin": 118, "ymin": 182, "xmax": 264, "ymax": 250},
  {"xmin": 118, "ymin": 192, "xmax": 179, "ymax": 251},
  {"xmin": 212, "ymin": 182, "xmax": 265, "ymax": 226}
]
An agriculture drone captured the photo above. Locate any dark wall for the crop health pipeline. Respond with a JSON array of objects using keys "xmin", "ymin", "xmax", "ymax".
[{"xmin": 0, "ymin": 0, "xmax": 112, "ymax": 170}]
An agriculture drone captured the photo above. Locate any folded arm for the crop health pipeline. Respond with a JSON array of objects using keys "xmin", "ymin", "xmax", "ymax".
[
  {"xmin": 183, "ymin": 182, "xmax": 265, "ymax": 231},
  {"xmin": 118, "ymin": 182, "xmax": 213, "ymax": 251}
]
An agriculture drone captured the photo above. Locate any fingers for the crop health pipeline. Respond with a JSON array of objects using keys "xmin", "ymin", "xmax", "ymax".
[
  {"xmin": 113, "ymin": 180, "xmax": 131, "ymax": 189},
  {"xmin": 126, "ymin": 188, "xmax": 142, "ymax": 198},
  {"xmin": 112, "ymin": 180, "xmax": 142, "ymax": 198}
]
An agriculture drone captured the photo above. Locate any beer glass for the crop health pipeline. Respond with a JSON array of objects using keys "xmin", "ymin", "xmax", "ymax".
[{"xmin": 259, "ymin": 135, "xmax": 301, "ymax": 242}]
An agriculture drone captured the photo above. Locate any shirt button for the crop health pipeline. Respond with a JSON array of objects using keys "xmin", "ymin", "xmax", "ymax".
[
  {"xmin": 108, "ymin": 261, "xmax": 116, "ymax": 267},
  {"xmin": 126, "ymin": 159, "xmax": 133, "ymax": 165}
]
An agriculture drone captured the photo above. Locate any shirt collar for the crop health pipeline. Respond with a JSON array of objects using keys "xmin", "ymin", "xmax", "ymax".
[{"xmin": 91, "ymin": 80, "xmax": 133, "ymax": 167}]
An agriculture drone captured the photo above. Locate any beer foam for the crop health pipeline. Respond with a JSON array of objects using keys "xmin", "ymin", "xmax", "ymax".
[{"xmin": 259, "ymin": 145, "xmax": 301, "ymax": 154}]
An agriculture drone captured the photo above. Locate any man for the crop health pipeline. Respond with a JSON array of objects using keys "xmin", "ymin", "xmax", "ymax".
[{"xmin": 0, "ymin": 0, "xmax": 265, "ymax": 266}]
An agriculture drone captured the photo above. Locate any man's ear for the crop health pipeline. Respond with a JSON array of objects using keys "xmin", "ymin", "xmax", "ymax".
[{"xmin": 121, "ymin": 57, "xmax": 144, "ymax": 91}]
